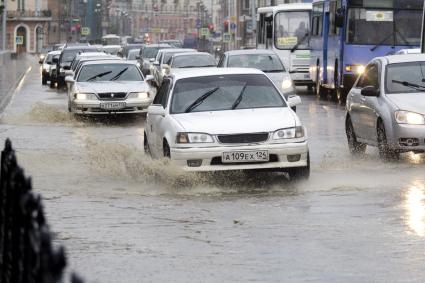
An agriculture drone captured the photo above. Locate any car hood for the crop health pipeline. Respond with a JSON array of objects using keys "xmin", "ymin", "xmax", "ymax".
[
  {"xmin": 264, "ymin": 72, "xmax": 290, "ymax": 83},
  {"xmin": 172, "ymin": 107, "xmax": 298, "ymax": 135},
  {"xmin": 387, "ymin": 93, "xmax": 425, "ymax": 114},
  {"xmin": 76, "ymin": 81, "xmax": 151, "ymax": 94}
]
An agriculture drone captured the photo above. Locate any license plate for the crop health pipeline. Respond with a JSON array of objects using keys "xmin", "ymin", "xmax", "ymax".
[
  {"xmin": 100, "ymin": 102, "xmax": 126, "ymax": 110},
  {"xmin": 222, "ymin": 150, "xmax": 269, "ymax": 163}
]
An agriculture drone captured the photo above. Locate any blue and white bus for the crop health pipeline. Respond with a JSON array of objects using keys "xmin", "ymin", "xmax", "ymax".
[{"xmin": 310, "ymin": 0, "xmax": 423, "ymax": 101}]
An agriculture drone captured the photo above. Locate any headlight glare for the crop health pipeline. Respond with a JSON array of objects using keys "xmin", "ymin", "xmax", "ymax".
[
  {"xmin": 273, "ymin": 126, "xmax": 304, "ymax": 140},
  {"xmin": 75, "ymin": 93, "xmax": 96, "ymax": 100},
  {"xmin": 176, "ymin": 132, "xmax": 214, "ymax": 144},
  {"xmin": 395, "ymin": 111, "xmax": 425, "ymax": 125},
  {"xmin": 281, "ymin": 79, "xmax": 293, "ymax": 90},
  {"xmin": 129, "ymin": 92, "xmax": 149, "ymax": 99},
  {"xmin": 345, "ymin": 64, "xmax": 365, "ymax": 74}
]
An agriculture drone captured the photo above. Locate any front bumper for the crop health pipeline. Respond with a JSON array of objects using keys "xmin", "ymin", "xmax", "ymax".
[
  {"xmin": 390, "ymin": 124, "xmax": 425, "ymax": 152},
  {"xmin": 170, "ymin": 141, "xmax": 309, "ymax": 172},
  {"xmin": 72, "ymin": 99, "xmax": 152, "ymax": 115},
  {"xmin": 290, "ymin": 71, "xmax": 313, "ymax": 85}
]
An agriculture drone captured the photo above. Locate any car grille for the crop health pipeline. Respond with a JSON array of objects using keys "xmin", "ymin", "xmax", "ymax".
[
  {"xmin": 97, "ymin": 92, "xmax": 127, "ymax": 101},
  {"xmin": 217, "ymin": 133, "xmax": 269, "ymax": 144},
  {"xmin": 210, "ymin": 154, "xmax": 278, "ymax": 165}
]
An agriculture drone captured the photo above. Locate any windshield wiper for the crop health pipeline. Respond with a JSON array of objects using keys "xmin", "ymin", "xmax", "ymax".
[
  {"xmin": 370, "ymin": 33, "xmax": 393, "ymax": 52},
  {"xmin": 185, "ymin": 87, "xmax": 220, "ymax": 113},
  {"xmin": 110, "ymin": 67, "xmax": 129, "ymax": 81},
  {"xmin": 87, "ymin": 71, "xmax": 112, "ymax": 82},
  {"xmin": 392, "ymin": 80, "xmax": 425, "ymax": 91},
  {"xmin": 291, "ymin": 33, "xmax": 309, "ymax": 53},
  {"xmin": 231, "ymin": 83, "xmax": 248, "ymax": 110}
]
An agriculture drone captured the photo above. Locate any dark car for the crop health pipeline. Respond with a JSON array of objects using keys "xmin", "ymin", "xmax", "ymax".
[
  {"xmin": 53, "ymin": 46, "xmax": 99, "ymax": 88},
  {"xmin": 137, "ymin": 44, "xmax": 172, "ymax": 76}
]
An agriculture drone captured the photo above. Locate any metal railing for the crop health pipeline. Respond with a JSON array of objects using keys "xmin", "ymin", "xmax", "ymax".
[{"xmin": 0, "ymin": 139, "xmax": 82, "ymax": 283}]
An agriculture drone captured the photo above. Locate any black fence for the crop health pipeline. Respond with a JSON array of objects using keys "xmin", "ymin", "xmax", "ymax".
[{"xmin": 0, "ymin": 139, "xmax": 83, "ymax": 283}]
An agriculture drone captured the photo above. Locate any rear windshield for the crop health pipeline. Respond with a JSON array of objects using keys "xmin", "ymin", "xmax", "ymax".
[
  {"xmin": 171, "ymin": 74, "xmax": 286, "ymax": 114},
  {"xmin": 228, "ymin": 54, "xmax": 285, "ymax": 73},
  {"xmin": 171, "ymin": 54, "xmax": 217, "ymax": 68}
]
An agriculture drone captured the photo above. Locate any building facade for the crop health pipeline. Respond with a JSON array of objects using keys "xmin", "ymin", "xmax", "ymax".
[{"xmin": 5, "ymin": 0, "xmax": 51, "ymax": 53}]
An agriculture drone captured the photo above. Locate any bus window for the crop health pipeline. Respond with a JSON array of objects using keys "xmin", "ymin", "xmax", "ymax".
[
  {"xmin": 274, "ymin": 11, "xmax": 310, "ymax": 50},
  {"xmin": 312, "ymin": 3, "xmax": 324, "ymax": 36},
  {"xmin": 329, "ymin": 1, "xmax": 341, "ymax": 36}
]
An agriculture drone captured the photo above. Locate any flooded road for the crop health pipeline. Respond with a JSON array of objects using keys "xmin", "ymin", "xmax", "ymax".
[{"xmin": 1, "ymin": 66, "xmax": 425, "ymax": 282}]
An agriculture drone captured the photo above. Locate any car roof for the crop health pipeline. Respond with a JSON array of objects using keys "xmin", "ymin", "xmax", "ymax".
[
  {"xmin": 79, "ymin": 57, "xmax": 119, "ymax": 62},
  {"xmin": 144, "ymin": 44, "xmax": 172, "ymax": 48},
  {"xmin": 170, "ymin": 68, "xmax": 264, "ymax": 80},
  {"xmin": 81, "ymin": 59, "xmax": 136, "ymax": 66},
  {"xmin": 102, "ymin": 45, "xmax": 121, "ymax": 48},
  {"xmin": 48, "ymin": 50, "xmax": 62, "ymax": 55},
  {"xmin": 378, "ymin": 53, "xmax": 425, "ymax": 65},
  {"xmin": 77, "ymin": 52, "xmax": 109, "ymax": 57},
  {"xmin": 160, "ymin": 48, "xmax": 195, "ymax": 54},
  {"xmin": 224, "ymin": 49, "xmax": 278, "ymax": 56},
  {"xmin": 63, "ymin": 46, "xmax": 98, "ymax": 51},
  {"xmin": 172, "ymin": 52, "xmax": 212, "ymax": 57}
]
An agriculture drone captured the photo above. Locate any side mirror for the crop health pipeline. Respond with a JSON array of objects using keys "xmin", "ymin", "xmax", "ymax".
[
  {"xmin": 52, "ymin": 58, "xmax": 59, "ymax": 64},
  {"xmin": 64, "ymin": 70, "xmax": 74, "ymax": 76},
  {"xmin": 147, "ymin": 105, "xmax": 166, "ymax": 117},
  {"xmin": 136, "ymin": 55, "xmax": 141, "ymax": 60},
  {"xmin": 63, "ymin": 65, "xmax": 71, "ymax": 70},
  {"xmin": 145, "ymin": 75, "xmax": 155, "ymax": 82},
  {"xmin": 287, "ymin": 95, "xmax": 302, "ymax": 108},
  {"xmin": 39, "ymin": 59, "xmax": 44, "ymax": 64},
  {"xmin": 361, "ymin": 86, "xmax": 379, "ymax": 97},
  {"xmin": 65, "ymin": 76, "xmax": 75, "ymax": 84},
  {"xmin": 162, "ymin": 64, "xmax": 171, "ymax": 75},
  {"xmin": 335, "ymin": 8, "xmax": 345, "ymax": 28}
]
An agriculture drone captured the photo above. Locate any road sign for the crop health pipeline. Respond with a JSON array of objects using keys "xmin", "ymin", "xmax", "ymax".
[
  {"xmin": 81, "ymin": 27, "xmax": 90, "ymax": 36},
  {"xmin": 230, "ymin": 23, "xmax": 237, "ymax": 30},
  {"xmin": 223, "ymin": 33, "xmax": 231, "ymax": 43},
  {"xmin": 15, "ymin": 36, "xmax": 24, "ymax": 45},
  {"xmin": 200, "ymin": 28, "xmax": 210, "ymax": 37}
]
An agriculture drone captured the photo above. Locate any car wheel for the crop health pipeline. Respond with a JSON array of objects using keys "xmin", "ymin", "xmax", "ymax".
[
  {"xmin": 315, "ymin": 70, "xmax": 327, "ymax": 99},
  {"xmin": 42, "ymin": 76, "xmax": 47, "ymax": 85},
  {"xmin": 67, "ymin": 99, "xmax": 72, "ymax": 113},
  {"xmin": 163, "ymin": 140, "xmax": 170, "ymax": 158},
  {"xmin": 288, "ymin": 153, "xmax": 310, "ymax": 181},
  {"xmin": 377, "ymin": 121, "xmax": 399, "ymax": 161},
  {"xmin": 144, "ymin": 131, "xmax": 151, "ymax": 156},
  {"xmin": 50, "ymin": 79, "xmax": 55, "ymax": 88},
  {"xmin": 346, "ymin": 116, "xmax": 366, "ymax": 156}
]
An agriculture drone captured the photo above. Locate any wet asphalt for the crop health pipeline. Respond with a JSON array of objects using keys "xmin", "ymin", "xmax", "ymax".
[{"xmin": 1, "ymin": 65, "xmax": 425, "ymax": 283}]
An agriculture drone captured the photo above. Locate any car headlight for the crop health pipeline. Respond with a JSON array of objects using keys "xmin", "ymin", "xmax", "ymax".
[
  {"xmin": 395, "ymin": 111, "xmax": 425, "ymax": 125},
  {"xmin": 281, "ymin": 79, "xmax": 293, "ymax": 90},
  {"xmin": 345, "ymin": 64, "xmax": 365, "ymax": 75},
  {"xmin": 136, "ymin": 62, "xmax": 141, "ymax": 68},
  {"xmin": 176, "ymin": 132, "xmax": 214, "ymax": 144},
  {"xmin": 39, "ymin": 54, "xmax": 45, "ymax": 60},
  {"xmin": 273, "ymin": 126, "xmax": 304, "ymax": 140},
  {"xmin": 74, "ymin": 93, "xmax": 97, "ymax": 100},
  {"xmin": 129, "ymin": 92, "xmax": 150, "ymax": 99}
]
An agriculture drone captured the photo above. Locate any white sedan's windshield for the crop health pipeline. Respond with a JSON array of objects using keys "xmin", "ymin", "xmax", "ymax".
[
  {"xmin": 171, "ymin": 74, "xmax": 286, "ymax": 114},
  {"xmin": 386, "ymin": 62, "xmax": 425, "ymax": 93},
  {"xmin": 77, "ymin": 64, "xmax": 143, "ymax": 82}
]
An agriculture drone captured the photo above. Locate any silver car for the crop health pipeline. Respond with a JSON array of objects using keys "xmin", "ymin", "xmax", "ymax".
[
  {"xmin": 66, "ymin": 60, "xmax": 156, "ymax": 115},
  {"xmin": 217, "ymin": 49, "xmax": 295, "ymax": 99},
  {"xmin": 346, "ymin": 54, "xmax": 425, "ymax": 159}
]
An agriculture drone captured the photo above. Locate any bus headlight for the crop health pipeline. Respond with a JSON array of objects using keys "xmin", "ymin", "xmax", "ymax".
[
  {"xmin": 281, "ymin": 79, "xmax": 293, "ymax": 90},
  {"xmin": 345, "ymin": 65, "xmax": 365, "ymax": 75}
]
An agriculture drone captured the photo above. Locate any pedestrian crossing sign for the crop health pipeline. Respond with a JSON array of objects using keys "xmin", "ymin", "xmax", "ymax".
[
  {"xmin": 15, "ymin": 36, "xmax": 24, "ymax": 45},
  {"xmin": 81, "ymin": 27, "xmax": 90, "ymax": 36}
]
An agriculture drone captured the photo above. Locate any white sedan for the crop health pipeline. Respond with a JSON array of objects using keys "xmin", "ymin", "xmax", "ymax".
[
  {"xmin": 66, "ymin": 60, "xmax": 156, "ymax": 114},
  {"xmin": 144, "ymin": 68, "xmax": 310, "ymax": 179}
]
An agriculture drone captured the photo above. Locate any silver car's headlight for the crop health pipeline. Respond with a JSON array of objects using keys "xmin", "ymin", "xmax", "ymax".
[
  {"xmin": 281, "ymin": 79, "xmax": 293, "ymax": 90},
  {"xmin": 129, "ymin": 92, "xmax": 150, "ymax": 99},
  {"xmin": 395, "ymin": 111, "xmax": 425, "ymax": 125},
  {"xmin": 176, "ymin": 132, "xmax": 214, "ymax": 144},
  {"xmin": 75, "ymin": 93, "xmax": 97, "ymax": 100},
  {"xmin": 273, "ymin": 126, "xmax": 304, "ymax": 140}
]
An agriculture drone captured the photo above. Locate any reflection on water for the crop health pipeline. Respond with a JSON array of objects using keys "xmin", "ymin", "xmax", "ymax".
[{"xmin": 404, "ymin": 181, "xmax": 425, "ymax": 236}]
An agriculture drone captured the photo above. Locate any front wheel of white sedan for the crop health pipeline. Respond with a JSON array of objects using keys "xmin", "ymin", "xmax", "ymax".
[
  {"xmin": 144, "ymin": 132, "xmax": 151, "ymax": 156},
  {"xmin": 346, "ymin": 115, "xmax": 366, "ymax": 156},
  {"xmin": 288, "ymin": 153, "xmax": 310, "ymax": 181}
]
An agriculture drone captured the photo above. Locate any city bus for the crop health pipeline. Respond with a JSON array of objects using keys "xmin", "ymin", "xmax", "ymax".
[
  {"xmin": 257, "ymin": 4, "xmax": 314, "ymax": 87},
  {"xmin": 310, "ymin": 0, "xmax": 423, "ymax": 101}
]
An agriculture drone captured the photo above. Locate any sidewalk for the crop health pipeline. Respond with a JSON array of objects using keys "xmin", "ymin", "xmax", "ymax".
[{"xmin": 0, "ymin": 52, "xmax": 37, "ymax": 112}]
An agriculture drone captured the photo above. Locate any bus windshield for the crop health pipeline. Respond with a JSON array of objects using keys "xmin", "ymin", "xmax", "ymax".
[
  {"xmin": 347, "ymin": 8, "xmax": 422, "ymax": 46},
  {"xmin": 274, "ymin": 11, "xmax": 310, "ymax": 50}
]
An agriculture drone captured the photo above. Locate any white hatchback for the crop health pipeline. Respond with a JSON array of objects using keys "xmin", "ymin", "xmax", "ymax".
[{"xmin": 144, "ymin": 68, "xmax": 310, "ymax": 179}]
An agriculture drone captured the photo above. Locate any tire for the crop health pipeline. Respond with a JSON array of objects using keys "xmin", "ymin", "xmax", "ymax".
[
  {"xmin": 67, "ymin": 99, "xmax": 72, "ymax": 113},
  {"xmin": 315, "ymin": 67, "xmax": 327, "ymax": 99},
  {"xmin": 346, "ymin": 116, "xmax": 366, "ymax": 156},
  {"xmin": 331, "ymin": 61, "xmax": 339, "ymax": 102},
  {"xmin": 50, "ymin": 79, "xmax": 55, "ymax": 88},
  {"xmin": 377, "ymin": 121, "xmax": 399, "ymax": 161},
  {"xmin": 163, "ymin": 140, "xmax": 171, "ymax": 158},
  {"xmin": 288, "ymin": 153, "xmax": 310, "ymax": 181},
  {"xmin": 144, "ymin": 131, "xmax": 151, "ymax": 155},
  {"xmin": 42, "ymin": 75, "xmax": 47, "ymax": 85}
]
